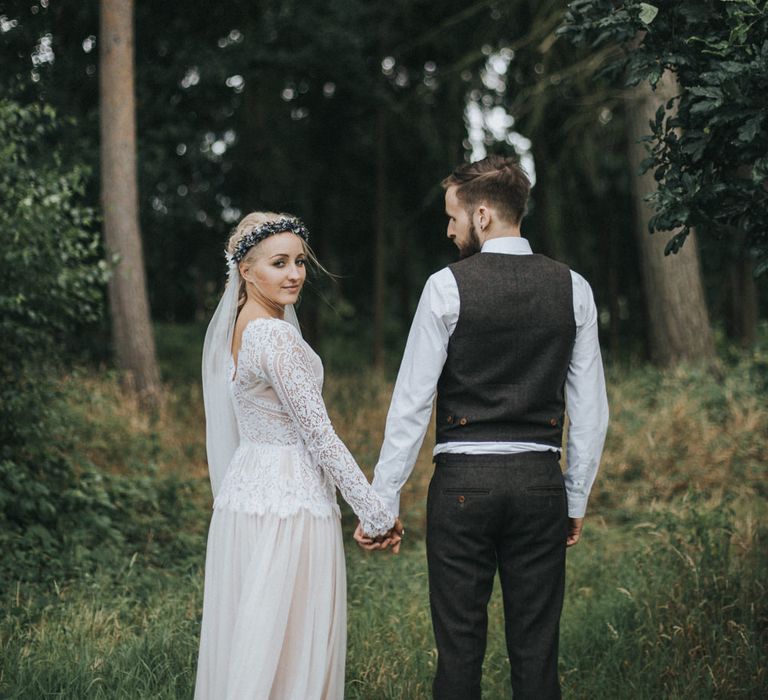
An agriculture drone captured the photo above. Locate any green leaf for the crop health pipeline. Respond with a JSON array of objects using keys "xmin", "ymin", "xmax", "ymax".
[
  {"xmin": 687, "ymin": 86, "xmax": 724, "ymax": 100},
  {"xmin": 752, "ymin": 157, "xmax": 768, "ymax": 184},
  {"xmin": 664, "ymin": 230, "xmax": 690, "ymax": 255},
  {"xmin": 737, "ymin": 115, "xmax": 764, "ymax": 143},
  {"xmin": 690, "ymin": 99, "xmax": 720, "ymax": 114},
  {"xmin": 638, "ymin": 3, "xmax": 659, "ymax": 25},
  {"xmin": 648, "ymin": 65, "xmax": 663, "ymax": 87},
  {"xmin": 639, "ymin": 156, "xmax": 656, "ymax": 174}
]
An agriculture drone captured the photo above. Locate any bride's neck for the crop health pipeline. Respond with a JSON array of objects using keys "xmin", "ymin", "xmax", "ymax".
[{"xmin": 242, "ymin": 295, "xmax": 284, "ymax": 320}]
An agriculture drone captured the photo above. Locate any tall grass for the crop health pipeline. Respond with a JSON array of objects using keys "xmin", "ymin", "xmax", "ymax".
[
  {"xmin": 558, "ymin": 502, "xmax": 767, "ymax": 698},
  {"xmin": 1, "ymin": 568, "xmax": 202, "ymax": 699},
  {"xmin": 2, "ymin": 504, "xmax": 764, "ymax": 698},
  {"xmin": 593, "ymin": 361, "xmax": 768, "ymax": 516}
]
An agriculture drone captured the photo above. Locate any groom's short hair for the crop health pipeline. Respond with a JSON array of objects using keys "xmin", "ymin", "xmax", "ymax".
[{"xmin": 442, "ymin": 155, "xmax": 531, "ymax": 225}]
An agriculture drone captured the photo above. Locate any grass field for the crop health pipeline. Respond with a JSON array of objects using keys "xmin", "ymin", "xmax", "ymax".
[
  {"xmin": 2, "ymin": 507, "xmax": 765, "ymax": 699},
  {"xmin": 1, "ymin": 326, "xmax": 766, "ymax": 698}
]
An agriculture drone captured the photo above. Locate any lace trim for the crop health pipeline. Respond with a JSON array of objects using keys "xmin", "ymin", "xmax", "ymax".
[
  {"xmin": 214, "ymin": 495, "xmax": 342, "ymax": 520},
  {"xmin": 214, "ymin": 442, "xmax": 341, "ymax": 520}
]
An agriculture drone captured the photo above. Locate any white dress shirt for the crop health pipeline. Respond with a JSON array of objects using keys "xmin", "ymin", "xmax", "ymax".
[{"xmin": 371, "ymin": 236, "xmax": 609, "ymax": 518}]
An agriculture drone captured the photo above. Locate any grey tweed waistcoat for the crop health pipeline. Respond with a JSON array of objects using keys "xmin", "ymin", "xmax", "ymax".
[{"xmin": 435, "ymin": 252, "xmax": 576, "ymax": 447}]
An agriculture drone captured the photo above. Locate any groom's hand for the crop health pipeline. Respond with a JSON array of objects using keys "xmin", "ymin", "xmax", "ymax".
[
  {"xmin": 387, "ymin": 518, "xmax": 404, "ymax": 554},
  {"xmin": 566, "ymin": 517, "xmax": 584, "ymax": 547}
]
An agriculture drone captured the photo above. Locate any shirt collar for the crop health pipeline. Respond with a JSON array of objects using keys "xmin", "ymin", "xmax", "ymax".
[{"xmin": 481, "ymin": 236, "xmax": 533, "ymax": 255}]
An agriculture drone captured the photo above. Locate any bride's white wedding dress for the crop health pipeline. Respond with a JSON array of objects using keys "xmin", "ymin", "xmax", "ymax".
[{"xmin": 194, "ymin": 317, "xmax": 393, "ymax": 700}]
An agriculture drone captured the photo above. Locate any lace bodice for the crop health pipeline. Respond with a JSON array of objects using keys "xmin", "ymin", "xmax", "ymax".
[{"xmin": 213, "ymin": 317, "xmax": 394, "ymax": 537}]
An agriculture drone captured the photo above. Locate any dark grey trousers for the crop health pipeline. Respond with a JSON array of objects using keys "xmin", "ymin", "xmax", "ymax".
[{"xmin": 427, "ymin": 451, "xmax": 568, "ymax": 700}]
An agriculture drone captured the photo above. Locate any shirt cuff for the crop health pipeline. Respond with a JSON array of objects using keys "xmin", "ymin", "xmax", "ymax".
[
  {"xmin": 566, "ymin": 493, "xmax": 588, "ymax": 519},
  {"xmin": 372, "ymin": 482, "xmax": 400, "ymax": 518}
]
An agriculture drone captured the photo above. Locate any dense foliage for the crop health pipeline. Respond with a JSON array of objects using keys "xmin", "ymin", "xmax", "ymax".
[
  {"xmin": 0, "ymin": 99, "xmax": 108, "ymax": 579},
  {"xmin": 0, "ymin": 99, "xmax": 197, "ymax": 581},
  {"xmin": 561, "ymin": 0, "xmax": 768, "ymax": 272},
  {"xmin": 1, "ymin": 2, "xmax": 489, "ymax": 334},
  {"xmin": 0, "ymin": 98, "xmax": 104, "ymax": 393},
  {"xmin": 0, "ymin": 0, "xmax": 681, "ymax": 360}
]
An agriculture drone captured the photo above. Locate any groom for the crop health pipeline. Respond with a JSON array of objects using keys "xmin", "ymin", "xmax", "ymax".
[{"xmin": 356, "ymin": 155, "xmax": 609, "ymax": 699}]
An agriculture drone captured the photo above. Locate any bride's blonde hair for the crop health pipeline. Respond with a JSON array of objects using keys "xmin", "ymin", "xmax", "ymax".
[{"xmin": 227, "ymin": 211, "xmax": 325, "ymax": 310}]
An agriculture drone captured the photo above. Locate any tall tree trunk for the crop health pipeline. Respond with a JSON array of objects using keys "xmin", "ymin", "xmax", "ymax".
[
  {"xmin": 100, "ymin": 0, "xmax": 161, "ymax": 408},
  {"xmin": 607, "ymin": 219, "xmax": 621, "ymax": 360},
  {"xmin": 627, "ymin": 73, "xmax": 715, "ymax": 366},
  {"xmin": 372, "ymin": 109, "xmax": 387, "ymax": 370},
  {"xmin": 726, "ymin": 254, "xmax": 758, "ymax": 347}
]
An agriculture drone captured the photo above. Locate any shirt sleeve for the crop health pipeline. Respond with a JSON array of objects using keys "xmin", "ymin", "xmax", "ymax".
[
  {"xmin": 564, "ymin": 271, "xmax": 609, "ymax": 518},
  {"xmin": 371, "ymin": 270, "xmax": 458, "ymax": 515},
  {"xmin": 249, "ymin": 321, "xmax": 396, "ymax": 536}
]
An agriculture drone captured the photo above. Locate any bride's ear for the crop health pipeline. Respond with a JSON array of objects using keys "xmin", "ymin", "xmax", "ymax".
[{"xmin": 238, "ymin": 260, "xmax": 251, "ymax": 283}]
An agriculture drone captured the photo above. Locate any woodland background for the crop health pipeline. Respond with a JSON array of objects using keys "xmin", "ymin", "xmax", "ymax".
[{"xmin": 1, "ymin": 1, "xmax": 767, "ymax": 697}]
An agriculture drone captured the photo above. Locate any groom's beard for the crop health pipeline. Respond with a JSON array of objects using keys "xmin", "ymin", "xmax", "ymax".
[{"xmin": 458, "ymin": 223, "xmax": 482, "ymax": 259}]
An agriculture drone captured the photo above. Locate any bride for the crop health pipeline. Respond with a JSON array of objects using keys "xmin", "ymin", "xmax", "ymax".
[{"xmin": 195, "ymin": 211, "xmax": 402, "ymax": 699}]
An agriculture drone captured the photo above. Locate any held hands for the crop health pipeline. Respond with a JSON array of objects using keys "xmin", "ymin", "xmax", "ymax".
[{"xmin": 354, "ymin": 518, "xmax": 404, "ymax": 554}]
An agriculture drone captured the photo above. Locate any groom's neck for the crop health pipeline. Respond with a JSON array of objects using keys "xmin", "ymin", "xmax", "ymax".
[{"xmin": 480, "ymin": 224, "xmax": 522, "ymax": 244}]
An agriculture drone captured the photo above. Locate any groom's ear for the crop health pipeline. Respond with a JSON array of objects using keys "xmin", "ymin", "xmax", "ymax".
[{"xmin": 475, "ymin": 203, "xmax": 490, "ymax": 231}]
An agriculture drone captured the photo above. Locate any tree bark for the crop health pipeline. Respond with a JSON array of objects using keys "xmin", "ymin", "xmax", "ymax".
[
  {"xmin": 372, "ymin": 109, "xmax": 387, "ymax": 370},
  {"xmin": 100, "ymin": 0, "xmax": 161, "ymax": 408},
  {"xmin": 607, "ymin": 220, "xmax": 621, "ymax": 359},
  {"xmin": 627, "ymin": 73, "xmax": 715, "ymax": 366},
  {"xmin": 726, "ymin": 254, "xmax": 758, "ymax": 347}
]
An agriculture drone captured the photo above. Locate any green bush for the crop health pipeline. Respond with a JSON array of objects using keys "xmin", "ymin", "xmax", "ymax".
[
  {"xmin": 0, "ymin": 98, "xmax": 110, "ymax": 580},
  {"xmin": 0, "ymin": 99, "xmax": 201, "ymax": 582}
]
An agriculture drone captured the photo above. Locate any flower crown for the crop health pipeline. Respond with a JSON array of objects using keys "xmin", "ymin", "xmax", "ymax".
[{"xmin": 230, "ymin": 217, "xmax": 310, "ymax": 263}]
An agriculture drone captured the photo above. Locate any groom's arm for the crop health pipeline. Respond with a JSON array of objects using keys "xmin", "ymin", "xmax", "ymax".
[
  {"xmin": 563, "ymin": 271, "xmax": 609, "ymax": 527},
  {"xmin": 371, "ymin": 269, "xmax": 458, "ymax": 516}
]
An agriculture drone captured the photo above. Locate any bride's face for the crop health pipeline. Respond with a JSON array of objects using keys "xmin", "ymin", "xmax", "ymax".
[{"xmin": 242, "ymin": 232, "xmax": 307, "ymax": 306}]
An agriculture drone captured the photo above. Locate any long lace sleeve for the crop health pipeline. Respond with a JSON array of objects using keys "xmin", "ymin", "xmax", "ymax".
[{"xmin": 248, "ymin": 320, "xmax": 395, "ymax": 537}]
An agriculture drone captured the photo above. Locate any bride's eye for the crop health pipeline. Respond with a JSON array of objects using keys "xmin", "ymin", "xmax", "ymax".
[{"xmin": 296, "ymin": 258, "xmax": 306, "ymax": 266}]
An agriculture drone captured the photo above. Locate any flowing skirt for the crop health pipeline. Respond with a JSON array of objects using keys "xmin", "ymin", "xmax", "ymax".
[{"xmin": 194, "ymin": 508, "xmax": 347, "ymax": 700}]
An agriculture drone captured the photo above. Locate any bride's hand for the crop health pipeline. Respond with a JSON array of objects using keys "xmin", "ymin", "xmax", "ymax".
[
  {"xmin": 354, "ymin": 518, "xmax": 404, "ymax": 554},
  {"xmin": 353, "ymin": 523, "xmax": 381, "ymax": 550}
]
